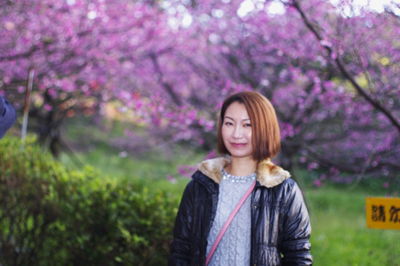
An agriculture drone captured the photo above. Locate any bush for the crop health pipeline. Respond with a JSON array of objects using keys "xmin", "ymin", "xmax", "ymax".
[{"xmin": 0, "ymin": 136, "xmax": 179, "ymax": 265}]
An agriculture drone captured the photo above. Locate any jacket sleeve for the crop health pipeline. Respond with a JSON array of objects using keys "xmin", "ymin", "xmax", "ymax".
[
  {"xmin": 168, "ymin": 180, "xmax": 195, "ymax": 266},
  {"xmin": 280, "ymin": 179, "xmax": 312, "ymax": 265}
]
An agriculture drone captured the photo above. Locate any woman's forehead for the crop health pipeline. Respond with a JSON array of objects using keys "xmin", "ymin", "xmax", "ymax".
[{"xmin": 224, "ymin": 102, "xmax": 250, "ymax": 120}]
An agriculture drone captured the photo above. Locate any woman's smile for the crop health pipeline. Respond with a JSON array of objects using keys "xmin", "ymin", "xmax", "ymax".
[{"xmin": 230, "ymin": 142, "xmax": 248, "ymax": 148}]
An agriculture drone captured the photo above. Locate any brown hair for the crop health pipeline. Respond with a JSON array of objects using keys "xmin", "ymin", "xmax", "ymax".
[{"xmin": 217, "ymin": 91, "xmax": 281, "ymax": 161}]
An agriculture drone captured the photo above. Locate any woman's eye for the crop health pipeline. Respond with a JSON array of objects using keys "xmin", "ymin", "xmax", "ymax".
[
  {"xmin": 224, "ymin": 122, "xmax": 233, "ymax": 126},
  {"xmin": 244, "ymin": 123, "xmax": 252, "ymax": 127}
]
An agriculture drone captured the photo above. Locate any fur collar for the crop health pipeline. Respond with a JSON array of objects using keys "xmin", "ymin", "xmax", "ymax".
[{"xmin": 198, "ymin": 157, "xmax": 291, "ymax": 188}]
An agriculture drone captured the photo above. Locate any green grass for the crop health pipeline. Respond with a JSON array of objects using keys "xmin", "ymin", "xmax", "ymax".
[
  {"xmin": 60, "ymin": 141, "xmax": 204, "ymax": 195},
  {"xmin": 60, "ymin": 137, "xmax": 400, "ymax": 265},
  {"xmin": 306, "ymin": 188, "xmax": 400, "ymax": 266},
  {"xmin": 61, "ymin": 117, "xmax": 205, "ymax": 191}
]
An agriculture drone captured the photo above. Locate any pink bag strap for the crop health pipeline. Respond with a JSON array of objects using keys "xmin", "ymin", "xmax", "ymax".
[{"xmin": 205, "ymin": 181, "xmax": 256, "ymax": 266}]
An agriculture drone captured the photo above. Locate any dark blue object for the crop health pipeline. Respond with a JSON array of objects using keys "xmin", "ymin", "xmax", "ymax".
[{"xmin": 0, "ymin": 96, "xmax": 16, "ymax": 138}]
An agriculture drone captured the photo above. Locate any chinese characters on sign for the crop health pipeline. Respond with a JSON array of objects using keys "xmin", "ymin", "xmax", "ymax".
[{"xmin": 366, "ymin": 197, "xmax": 400, "ymax": 230}]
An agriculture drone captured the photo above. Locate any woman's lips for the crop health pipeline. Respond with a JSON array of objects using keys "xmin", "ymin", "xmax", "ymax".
[{"xmin": 230, "ymin": 143, "xmax": 247, "ymax": 148}]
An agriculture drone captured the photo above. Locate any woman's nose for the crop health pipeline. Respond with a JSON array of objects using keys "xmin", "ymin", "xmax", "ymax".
[{"xmin": 232, "ymin": 125, "xmax": 243, "ymax": 138}]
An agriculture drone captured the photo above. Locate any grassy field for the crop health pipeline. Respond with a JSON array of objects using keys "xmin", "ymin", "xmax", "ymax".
[
  {"xmin": 306, "ymin": 188, "xmax": 400, "ymax": 265},
  {"xmin": 60, "ymin": 139, "xmax": 400, "ymax": 266}
]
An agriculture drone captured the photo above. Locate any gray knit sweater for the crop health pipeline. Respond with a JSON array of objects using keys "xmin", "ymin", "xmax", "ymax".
[{"xmin": 206, "ymin": 169, "xmax": 256, "ymax": 265}]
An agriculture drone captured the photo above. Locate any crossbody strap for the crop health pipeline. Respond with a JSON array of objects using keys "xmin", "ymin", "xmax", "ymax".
[{"xmin": 205, "ymin": 180, "xmax": 256, "ymax": 266}]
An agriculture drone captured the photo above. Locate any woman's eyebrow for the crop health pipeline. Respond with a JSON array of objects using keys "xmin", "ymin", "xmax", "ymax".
[{"xmin": 224, "ymin": 116, "xmax": 250, "ymax": 121}]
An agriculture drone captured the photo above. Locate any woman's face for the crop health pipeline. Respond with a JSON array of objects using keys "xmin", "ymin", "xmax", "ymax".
[{"xmin": 222, "ymin": 101, "xmax": 253, "ymax": 160}]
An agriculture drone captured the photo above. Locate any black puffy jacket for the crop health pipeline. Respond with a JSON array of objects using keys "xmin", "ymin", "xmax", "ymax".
[{"xmin": 169, "ymin": 157, "xmax": 312, "ymax": 266}]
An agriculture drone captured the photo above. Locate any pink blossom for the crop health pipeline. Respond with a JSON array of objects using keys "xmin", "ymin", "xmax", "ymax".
[
  {"xmin": 313, "ymin": 179, "xmax": 322, "ymax": 188},
  {"xmin": 166, "ymin": 175, "xmax": 177, "ymax": 184},
  {"xmin": 44, "ymin": 104, "xmax": 52, "ymax": 111},
  {"xmin": 308, "ymin": 162, "xmax": 319, "ymax": 170}
]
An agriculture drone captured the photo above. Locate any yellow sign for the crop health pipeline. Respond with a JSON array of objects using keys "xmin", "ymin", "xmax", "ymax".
[{"xmin": 366, "ymin": 197, "xmax": 400, "ymax": 230}]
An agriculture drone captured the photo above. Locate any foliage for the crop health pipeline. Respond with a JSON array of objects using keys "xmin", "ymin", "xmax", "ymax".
[
  {"xmin": 0, "ymin": 136, "xmax": 179, "ymax": 265},
  {"xmin": 60, "ymin": 136, "xmax": 400, "ymax": 265},
  {"xmin": 306, "ymin": 187, "xmax": 400, "ymax": 265},
  {"xmin": 1, "ymin": 0, "xmax": 399, "ymax": 184},
  {"xmin": 0, "ymin": 0, "xmax": 170, "ymax": 154},
  {"xmin": 1, "ymin": 136, "xmax": 400, "ymax": 265},
  {"xmin": 0, "ymin": 136, "xmax": 62, "ymax": 264}
]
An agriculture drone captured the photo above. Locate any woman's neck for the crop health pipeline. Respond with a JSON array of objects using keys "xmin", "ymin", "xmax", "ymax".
[{"xmin": 226, "ymin": 157, "xmax": 257, "ymax": 177}]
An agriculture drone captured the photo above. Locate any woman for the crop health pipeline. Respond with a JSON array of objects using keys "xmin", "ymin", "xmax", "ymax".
[{"xmin": 169, "ymin": 91, "xmax": 312, "ymax": 265}]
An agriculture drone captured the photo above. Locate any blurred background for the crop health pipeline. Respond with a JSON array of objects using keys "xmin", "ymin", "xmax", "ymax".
[{"xmin": 0, "ymin": 0, "xmax": 399, "ymax": 265}]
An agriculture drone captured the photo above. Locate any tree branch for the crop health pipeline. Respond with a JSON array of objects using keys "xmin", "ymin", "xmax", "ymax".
[
  {"xmin": 148, "ymin": 52, "xmax": 182, "ymax": 106},
  {"xmin": 290, "ymin": 0, "xmax": 400, "ymax": 134},
  {"xmin": 0, "ymin": 45, "xmax": 39, "ymax": 62}
]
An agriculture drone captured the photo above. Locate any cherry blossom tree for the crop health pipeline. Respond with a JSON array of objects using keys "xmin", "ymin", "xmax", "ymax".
[
  {"xmin": 0, "ymin": 0, "xmax": 174, "ymax": 155},
  {"xmin": 1, "ymin": 0, "xmax": 398, "ymax": 185}
]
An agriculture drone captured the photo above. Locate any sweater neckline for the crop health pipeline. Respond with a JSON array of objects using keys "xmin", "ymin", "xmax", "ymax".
[{"xmin": 221, "ymin": 168, "xmax": 256, "ymax": 183}]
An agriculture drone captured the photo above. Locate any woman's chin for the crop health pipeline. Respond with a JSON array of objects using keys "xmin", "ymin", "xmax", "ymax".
[{"xmin": 228, "ymin": 152, "xmax": 253, "ymax": 160}]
